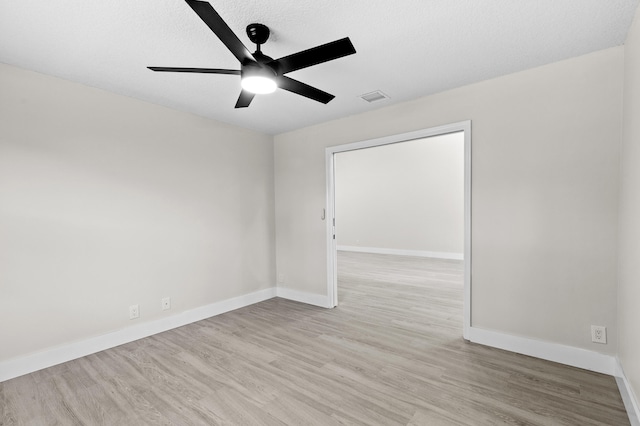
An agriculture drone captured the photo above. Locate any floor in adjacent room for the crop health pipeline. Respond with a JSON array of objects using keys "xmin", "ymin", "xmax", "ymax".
[{"xmin": 0, "ymin": 252, "xmax": 630, "ymax": 425}]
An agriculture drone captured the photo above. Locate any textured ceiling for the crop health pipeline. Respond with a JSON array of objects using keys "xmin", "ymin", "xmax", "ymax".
[{"xmin": 1, "ymin": 0, "xmax": 638, "ymax": 135}]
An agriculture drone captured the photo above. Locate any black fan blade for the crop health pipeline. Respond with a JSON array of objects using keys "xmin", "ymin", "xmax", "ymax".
[
  {"xmin": 148, "ymin": 67, "xmax": 240, "ymax": 75},
  {"xmin": 277, "ymin": 76, "xmax": 335, "ymax": 104},
  {"xmin": 235, "ymin": 90, "xmax": 255, "ymax": 108},
  {"xmin": 185, "ymin": 0, "xmax": 255, "ymax": 64},
  {"xmin": 270, "ymin": 37, "xmax": 356, "ymax": 75}
]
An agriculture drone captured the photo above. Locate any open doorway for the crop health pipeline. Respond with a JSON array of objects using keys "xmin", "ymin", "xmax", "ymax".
[{"xmin": 325, "ymin": 121, "xmax": 471, "ymax": 339}]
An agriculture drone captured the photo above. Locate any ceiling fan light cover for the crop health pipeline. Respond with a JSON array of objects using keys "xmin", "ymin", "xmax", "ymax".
[{"xmin": 241, "ymin": 75, "xmax": 277, "ymax": 94}]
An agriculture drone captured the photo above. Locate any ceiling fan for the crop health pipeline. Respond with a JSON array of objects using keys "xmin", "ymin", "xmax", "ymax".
[{"xmin": 148, "ymin": 0, "xmax": 356, "ymax": 108}]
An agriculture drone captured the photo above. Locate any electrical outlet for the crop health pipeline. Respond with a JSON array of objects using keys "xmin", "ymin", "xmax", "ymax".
[
  {"xmin": 591, "ymin": 325, "xmax": 606, "ymax": 344},
  {"xmin": 161, "ymin": 297, "xmax": 171, "ymax": 311},
  {"xmin": 129, "ymin": 304, "xmax": 139, "ymax": 320}
]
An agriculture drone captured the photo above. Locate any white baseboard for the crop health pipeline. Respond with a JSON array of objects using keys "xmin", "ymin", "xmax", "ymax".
[
  {"xmin": 337, "ymin": 245, "xmax": 463, "ymax": 260},
  {"xmin": 276, "ymin": 287, "xmax": 333, "ymax": 308},
  {"xmin": 4, "ymin": 291, "xmax": 636, "ymax": 425},
  {"xmin": 468, "ymin": 326, "xmax": 617, "ymax": 375},
  {"xmin": 616, "ymin": 358, "xmax": 640, "ymax": 426},
  {"xmin": 471, "ymin": 328, "xmax": 639, "ymax": 425},
  {"xmin": 0, "ymin": 287, "xmax": 277, "ymax": 383}
]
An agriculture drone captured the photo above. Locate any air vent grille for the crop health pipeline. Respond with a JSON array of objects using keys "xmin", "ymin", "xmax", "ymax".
[{"xmin": 360, "ymin": 90, "xmax": 389, "ymax": 103}]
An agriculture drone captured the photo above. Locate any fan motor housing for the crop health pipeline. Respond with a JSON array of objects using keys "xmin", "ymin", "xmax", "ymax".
[{"xmin": 241, "ymin": 60, "xmax": 277, "ymax": 79}]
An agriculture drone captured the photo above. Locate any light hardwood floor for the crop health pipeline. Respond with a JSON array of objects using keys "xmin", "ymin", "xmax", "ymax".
[{"xmin": 0, "ymin": 252, "xmax": 630, "ymax": 425}]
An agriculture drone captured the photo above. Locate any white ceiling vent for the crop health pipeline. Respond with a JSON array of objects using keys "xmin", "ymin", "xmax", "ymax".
[{"xmin": 360, "ymin": 90, "xmax": 389, "ymax": 103}]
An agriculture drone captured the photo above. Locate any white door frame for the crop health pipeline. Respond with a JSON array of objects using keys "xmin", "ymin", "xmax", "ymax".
[{"xmin": 325, "ymin": 120, "xmax": 472, "ymax": 339}]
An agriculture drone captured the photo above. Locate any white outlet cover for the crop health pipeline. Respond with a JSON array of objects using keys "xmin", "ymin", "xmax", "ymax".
[
  {"xmin": 591, "ymin": 325, "xmax": 607, "ymax": 344},
  {"xmin": 129, "ymin": 304, "xmax": 139, "ymax": 320},
  {"xmin": 161, "ymin": 297, "xmax": 171, "ymax": 310}
]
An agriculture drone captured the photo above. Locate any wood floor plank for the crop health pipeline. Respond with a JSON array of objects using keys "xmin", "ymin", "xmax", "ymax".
[{"xmin": 0, "ymin": 252, "xmax": 630, "ymax": 425}]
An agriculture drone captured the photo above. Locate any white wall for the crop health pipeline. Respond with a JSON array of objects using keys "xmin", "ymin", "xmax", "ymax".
[
  {"xmin": 335, "ymin": 132, "xmax": 464, "ymax": 256},
  {"xmin": 619, "ymin": 4, "xmax": 640, "ymax": 415},
  {"xmin": 274, "ymin": 47, "xmax": 623, "ymax": 354},
  {"xmin": 0, "ymin": 64, "xmax": 275, "ymax": 362}
]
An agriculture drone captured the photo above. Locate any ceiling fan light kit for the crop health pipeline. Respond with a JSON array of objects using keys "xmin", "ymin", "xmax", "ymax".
[
  {"xmin": 241, "ymin": 75, "xmax": 277, "ymax": 94},
  {"xmin": 241, "ymin": 65, "xmax": 277, "ymax": 94},
  {"xmin": 147, "ymin": 0, "xmax": 356, "ymax": 108}
]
